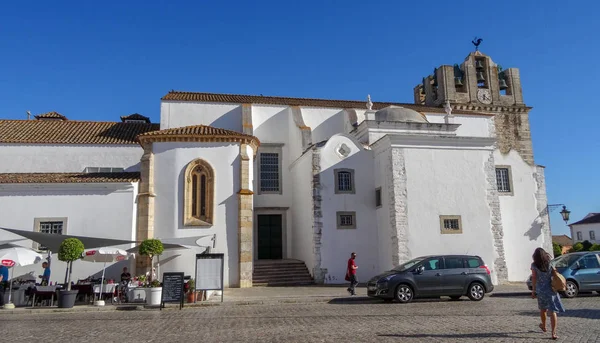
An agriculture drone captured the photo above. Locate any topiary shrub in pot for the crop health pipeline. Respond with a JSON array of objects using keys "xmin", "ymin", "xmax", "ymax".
[
  {"xmin": 138, "ymin": 239, "xmax": 164, "ymax": 306},
  {"xmin": 57, "ymin": 238, "xmax": 85, "ymax": 308}
]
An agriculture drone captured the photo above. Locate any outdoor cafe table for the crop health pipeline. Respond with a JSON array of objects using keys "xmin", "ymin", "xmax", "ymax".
[
  {"xmin": 93, "ymin": 284, "xmax": 117, "ymax": 303},
  {"xmin": 31, "ymin": 285, "xmax": 58, "ymax": 307}
]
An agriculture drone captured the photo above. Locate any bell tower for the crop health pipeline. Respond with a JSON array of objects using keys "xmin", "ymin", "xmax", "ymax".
[
  {"xmin": 413, "ymin": 51, "xmax": 525, "ymax": 108},
  {"xmin": 413, "ymin": 46, "xmax": 535, "ymax": 166}
]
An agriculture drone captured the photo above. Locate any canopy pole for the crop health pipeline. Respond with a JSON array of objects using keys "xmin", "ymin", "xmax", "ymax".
[
  {"xmin": 7, "ymin": 267, "xmax": 13, "ymax": 304},
  {"xmin": 98, "ymin": 261, "xmax": 107, "ymax": 302}
]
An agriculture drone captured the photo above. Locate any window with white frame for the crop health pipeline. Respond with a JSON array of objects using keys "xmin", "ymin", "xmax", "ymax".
[
  {"xmin": 258, "ymin": 147, "xmax": 281, "ymax": 193},
  {"xmin": 577, "ymin": 231, "xmax": 582, "ymax": 241},
  {"xmin": 440, "ymin": 215, "xmax": 463, "ymax": 234},
  {"xmin": 33, "ymin": 218, "xmax": 67, "ymax": 251},
  {"xmin": 590, "ymin": 231, "xmax": 596, "ymax": 241},
  {"xmin": 337, "ymin": 211, "xmax": 356, "ymax": 229},
  {"xmin": 495, "ymin": 166, "xmax": 513, "ymax": 195},
  {"xmin": 334, "ymin": 169, "xmax": 355, "ymax": 194}
]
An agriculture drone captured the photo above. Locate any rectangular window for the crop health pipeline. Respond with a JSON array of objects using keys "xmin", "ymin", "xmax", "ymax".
[
  {"xmin": 33, "ymin": 218, "xmax": 67, "ymax": 251},
  {"xmin": 466, "ymin": 257, "xmax": 483, "ymax": 268},
  {"xmin": 375, "ymin": 188, "xmax": 382, "ymax": 208},
  {"xmin": 337, "ymin": 211, "xmax": 356, "ymax": 230},
  {"xmin": 440, "ymin": 215, "xmax": 463, "ymax": 234},
  {"xmin": 495, "ymin": 166, "xmax": 513, "ymax": 195},
  {"xmin": 577, "ymin": 231, "xmax": 582, "ymax": 241},
  {"xmin": 443, "ymin": 257, "xmax": 465, "ymax": 269},
  {"xmin": 259, "ymin": 152, "xmax": 280, "ymax": 193},
  {"xmin": 334, "ymin": 169, "xmax": 355, "ymax": 194},
  {"xmin": 590, "ymin": 231, "xmax": 596, "ymax": 241}
]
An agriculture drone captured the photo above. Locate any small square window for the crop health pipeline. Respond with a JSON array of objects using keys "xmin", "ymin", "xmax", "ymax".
[
  {"xmin": 495, "ymin": 166, "xmax": 513, "ymax": 195},
  {"xmin": 337, "ymin": 211, "xmax": 356, "ymax": 229},
  {"xmin": 334, "ymin": 169, "xmax": 355, "ymax": 194},
  {"xmin": 33, "ymin": 217, "xmax": 67, "ymax": 251},
  {"xmin": 440, "ymin": 215, "xmax": 462, "ymax": 234},
  {"xmin": 375, "ymin": 188, "xmax": 382, "ymax": 208}
]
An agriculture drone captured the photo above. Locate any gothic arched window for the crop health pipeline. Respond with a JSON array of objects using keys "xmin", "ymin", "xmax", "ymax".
[{"xmin": 184, "ymin": 159, "xmax": 214, "ymax": 226}]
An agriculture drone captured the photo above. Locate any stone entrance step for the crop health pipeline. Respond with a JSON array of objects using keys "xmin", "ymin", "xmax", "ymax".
[{"xmin": 252, "ymin": 259, "xmax": 314, "ymax": 287}]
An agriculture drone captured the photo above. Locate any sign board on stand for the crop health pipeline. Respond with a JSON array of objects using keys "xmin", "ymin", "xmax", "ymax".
[
  {"xmin": 160, "ymin": 272, "xmax": 185, "ymax": 310},
  {"xmin": 195, "ymin": 253, "xmax": 224, "ymax": 303}
]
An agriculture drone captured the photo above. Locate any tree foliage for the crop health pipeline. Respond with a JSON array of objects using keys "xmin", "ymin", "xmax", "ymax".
[
  {"xmin": 571, "ymin": 242, "xmax": 584, "ymax": 252},
  {"xmin": 139, "ymin": 239, "xmax": 164, "ymax": 258},
  {"xmin": 58, "ymin": 238, "xmax": 85, "ymax": 262},
  {"xmin": 581, "ymin": 240, "xmax": 593, "ymax": 251},
  {"xmin": 552, "ymin": 242, "xmax": 562, "ymax": 257},
  {"xmin": 590, "ymin": 244, "xmax": 600, "ymax": 251},
  {"xmin": 57, "ymin": 238, "xmax": 85, "ymax": 291}
]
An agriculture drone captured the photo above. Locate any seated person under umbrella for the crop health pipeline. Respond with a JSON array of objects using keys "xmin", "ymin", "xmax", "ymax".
[{"xmin": 120, "ymin": 267, "xmax": 131, "ymax": 284}]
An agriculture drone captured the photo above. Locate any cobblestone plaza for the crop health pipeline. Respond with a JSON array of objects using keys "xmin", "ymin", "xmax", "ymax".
[{"xmin": 1, "ymin": 294, "xmax": 599, "ymax": 342}]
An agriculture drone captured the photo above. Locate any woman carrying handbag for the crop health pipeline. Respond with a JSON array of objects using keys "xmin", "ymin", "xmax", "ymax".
[{"xmin": 531, "ymin": 247, "xmax": 565, "ymax": 340}]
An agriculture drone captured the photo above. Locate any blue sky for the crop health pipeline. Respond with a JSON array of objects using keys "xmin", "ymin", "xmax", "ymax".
[{"xmin": 1, "ymin": 1, "xmax": 597, "ymax": 236}]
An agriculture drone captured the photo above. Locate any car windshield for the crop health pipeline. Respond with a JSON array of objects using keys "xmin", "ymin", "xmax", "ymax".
[
  {"xmin": 552, "ymin": 254, "xmax": 581, "ymax": 268},
  {"xmin": 393, "ymin": 258, "xmax": 425, "ymax": 272}
]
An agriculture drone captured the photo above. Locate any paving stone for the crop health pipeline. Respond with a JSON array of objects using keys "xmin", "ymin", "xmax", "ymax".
[{"xmin": 1, "ymin": 293, "xmax": 599, "ymax": 342}]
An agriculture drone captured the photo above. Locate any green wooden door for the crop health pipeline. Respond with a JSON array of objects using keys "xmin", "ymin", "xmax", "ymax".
[{"xmin": 257, "ymin": 214, "xmax": 283, "ymax": 260}]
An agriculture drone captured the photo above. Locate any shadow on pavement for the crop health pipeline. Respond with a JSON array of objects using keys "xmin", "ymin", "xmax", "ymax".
[
  {"xmin": 327, "ymin": 297, "xmax": 380, "ymax": 305},
  {"xmin": 378, "ymin": 331, "xmax": 535, "ymax": 339}
]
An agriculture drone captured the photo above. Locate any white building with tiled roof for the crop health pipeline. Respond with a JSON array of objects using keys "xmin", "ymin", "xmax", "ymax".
[
  {"xmin": 0, "ymin": 51, "xmax": 551, "ymax": 288},
  {"xmin": 570, "ymin": 213, "xmax": 600, "ymax": 244}
]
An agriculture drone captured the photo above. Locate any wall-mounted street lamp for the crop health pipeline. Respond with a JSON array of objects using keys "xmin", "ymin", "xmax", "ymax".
[{"xmin": 548, "ymin": 204, "xmax": 571, "ymax": 224}]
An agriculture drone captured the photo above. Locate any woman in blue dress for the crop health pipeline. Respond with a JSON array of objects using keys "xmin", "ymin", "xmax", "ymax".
[{"xmin": 531, "ymin": 247, "xmax": 565, "ymax": 340}]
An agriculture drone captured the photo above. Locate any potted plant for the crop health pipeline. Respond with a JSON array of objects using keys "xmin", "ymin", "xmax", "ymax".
[
  {"xmin": 138, "ymin": 238, "xmax": 164, "ymax": 306},
  {"xmin": 57, "ymin": 238, "xmax": 85, "ymax": 308},
  {"xmin": 186, "ymin": 279, "xmax": 196, "ymax": 303}
]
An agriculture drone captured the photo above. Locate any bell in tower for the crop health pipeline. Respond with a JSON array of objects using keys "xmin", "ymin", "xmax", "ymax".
[{"xmin": 476, "ymin": 72, "xmax": 486, "ymax": 83}]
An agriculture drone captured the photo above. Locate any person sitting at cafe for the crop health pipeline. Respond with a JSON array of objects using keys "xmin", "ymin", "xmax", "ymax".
[{"xmin": 120, "ymin": 267, "xmax": 131, "ymax": 284}]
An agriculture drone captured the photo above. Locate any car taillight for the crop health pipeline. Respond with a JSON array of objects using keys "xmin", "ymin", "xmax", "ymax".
[{"xmin": 480, "ymin": 265, "xmax": 491, "ymax": 275}]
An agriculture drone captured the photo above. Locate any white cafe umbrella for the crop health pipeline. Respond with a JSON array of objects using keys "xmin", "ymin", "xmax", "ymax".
[
  {"xmin": 81, "ymin": 247, "xmax": 132, "ymax": 306},
  {"xmin": 0, "ymin": 244, "xmax": 43, "ymax": 308}
]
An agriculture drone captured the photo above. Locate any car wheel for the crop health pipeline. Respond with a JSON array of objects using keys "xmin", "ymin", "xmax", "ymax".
[
  {"xmin": 467, "ymin": 282, "xmax": 485, "ymax": 301},
  {"xmin": 449, "ymin": 296, "xmax": 461, "ymax": 301},
  {"xmin": 394, "ymin": 284, "xmax": 414, "ymax": 304},
  {"xmin": 563, "ymin": 280, "xmax": 578, "ymax": 298}
]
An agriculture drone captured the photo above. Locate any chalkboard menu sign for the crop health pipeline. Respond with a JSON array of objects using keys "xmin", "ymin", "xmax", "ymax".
[{"xmin": 160, "ymin": 272, "xmax": 184, "ymax": 310}]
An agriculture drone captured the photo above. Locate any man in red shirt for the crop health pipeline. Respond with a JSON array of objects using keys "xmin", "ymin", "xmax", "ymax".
[{"xmin": 346, "ymin": 252, "xmax": 358, "ymax": 295}]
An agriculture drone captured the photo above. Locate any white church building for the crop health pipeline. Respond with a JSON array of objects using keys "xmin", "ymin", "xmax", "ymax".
[{"xmin": 0, "ymin": 51, "xmax": 551, "ymax": 287}]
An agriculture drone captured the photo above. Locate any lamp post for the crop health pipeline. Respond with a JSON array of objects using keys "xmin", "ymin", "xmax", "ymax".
[{"xmin": 547, "ymin": 204, "xmax": 570, "ymax": 224}]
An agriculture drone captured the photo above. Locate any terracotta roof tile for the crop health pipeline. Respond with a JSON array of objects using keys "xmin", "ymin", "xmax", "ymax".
[
  {"xmin": 34, "ymin": 111, "xmax": 68, "ymax": 120},
  {"xmin": 161, "ymin": 91, "xmax": 487, "ymax": 115},
  {"xmin": 138, "ymin": 124, "xmax": 250, "ymax": 138},
  {"xmin": 137, "ymin": 124, "xmax": 260, "ymax": 147},
  {"xmin": 0, "ymin": 172, "xmax": 140, "ymax": 184},
  {"xmin": 120, "ymin": 113, "xmax": 151, "ymax": 123},
  {"xmin": 0, "ymin": 120, "xmax": 160, "ymax": 145},
  {"xmin": 552, "ymin": 235, "xmax": 573, "ymax": 247}
]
